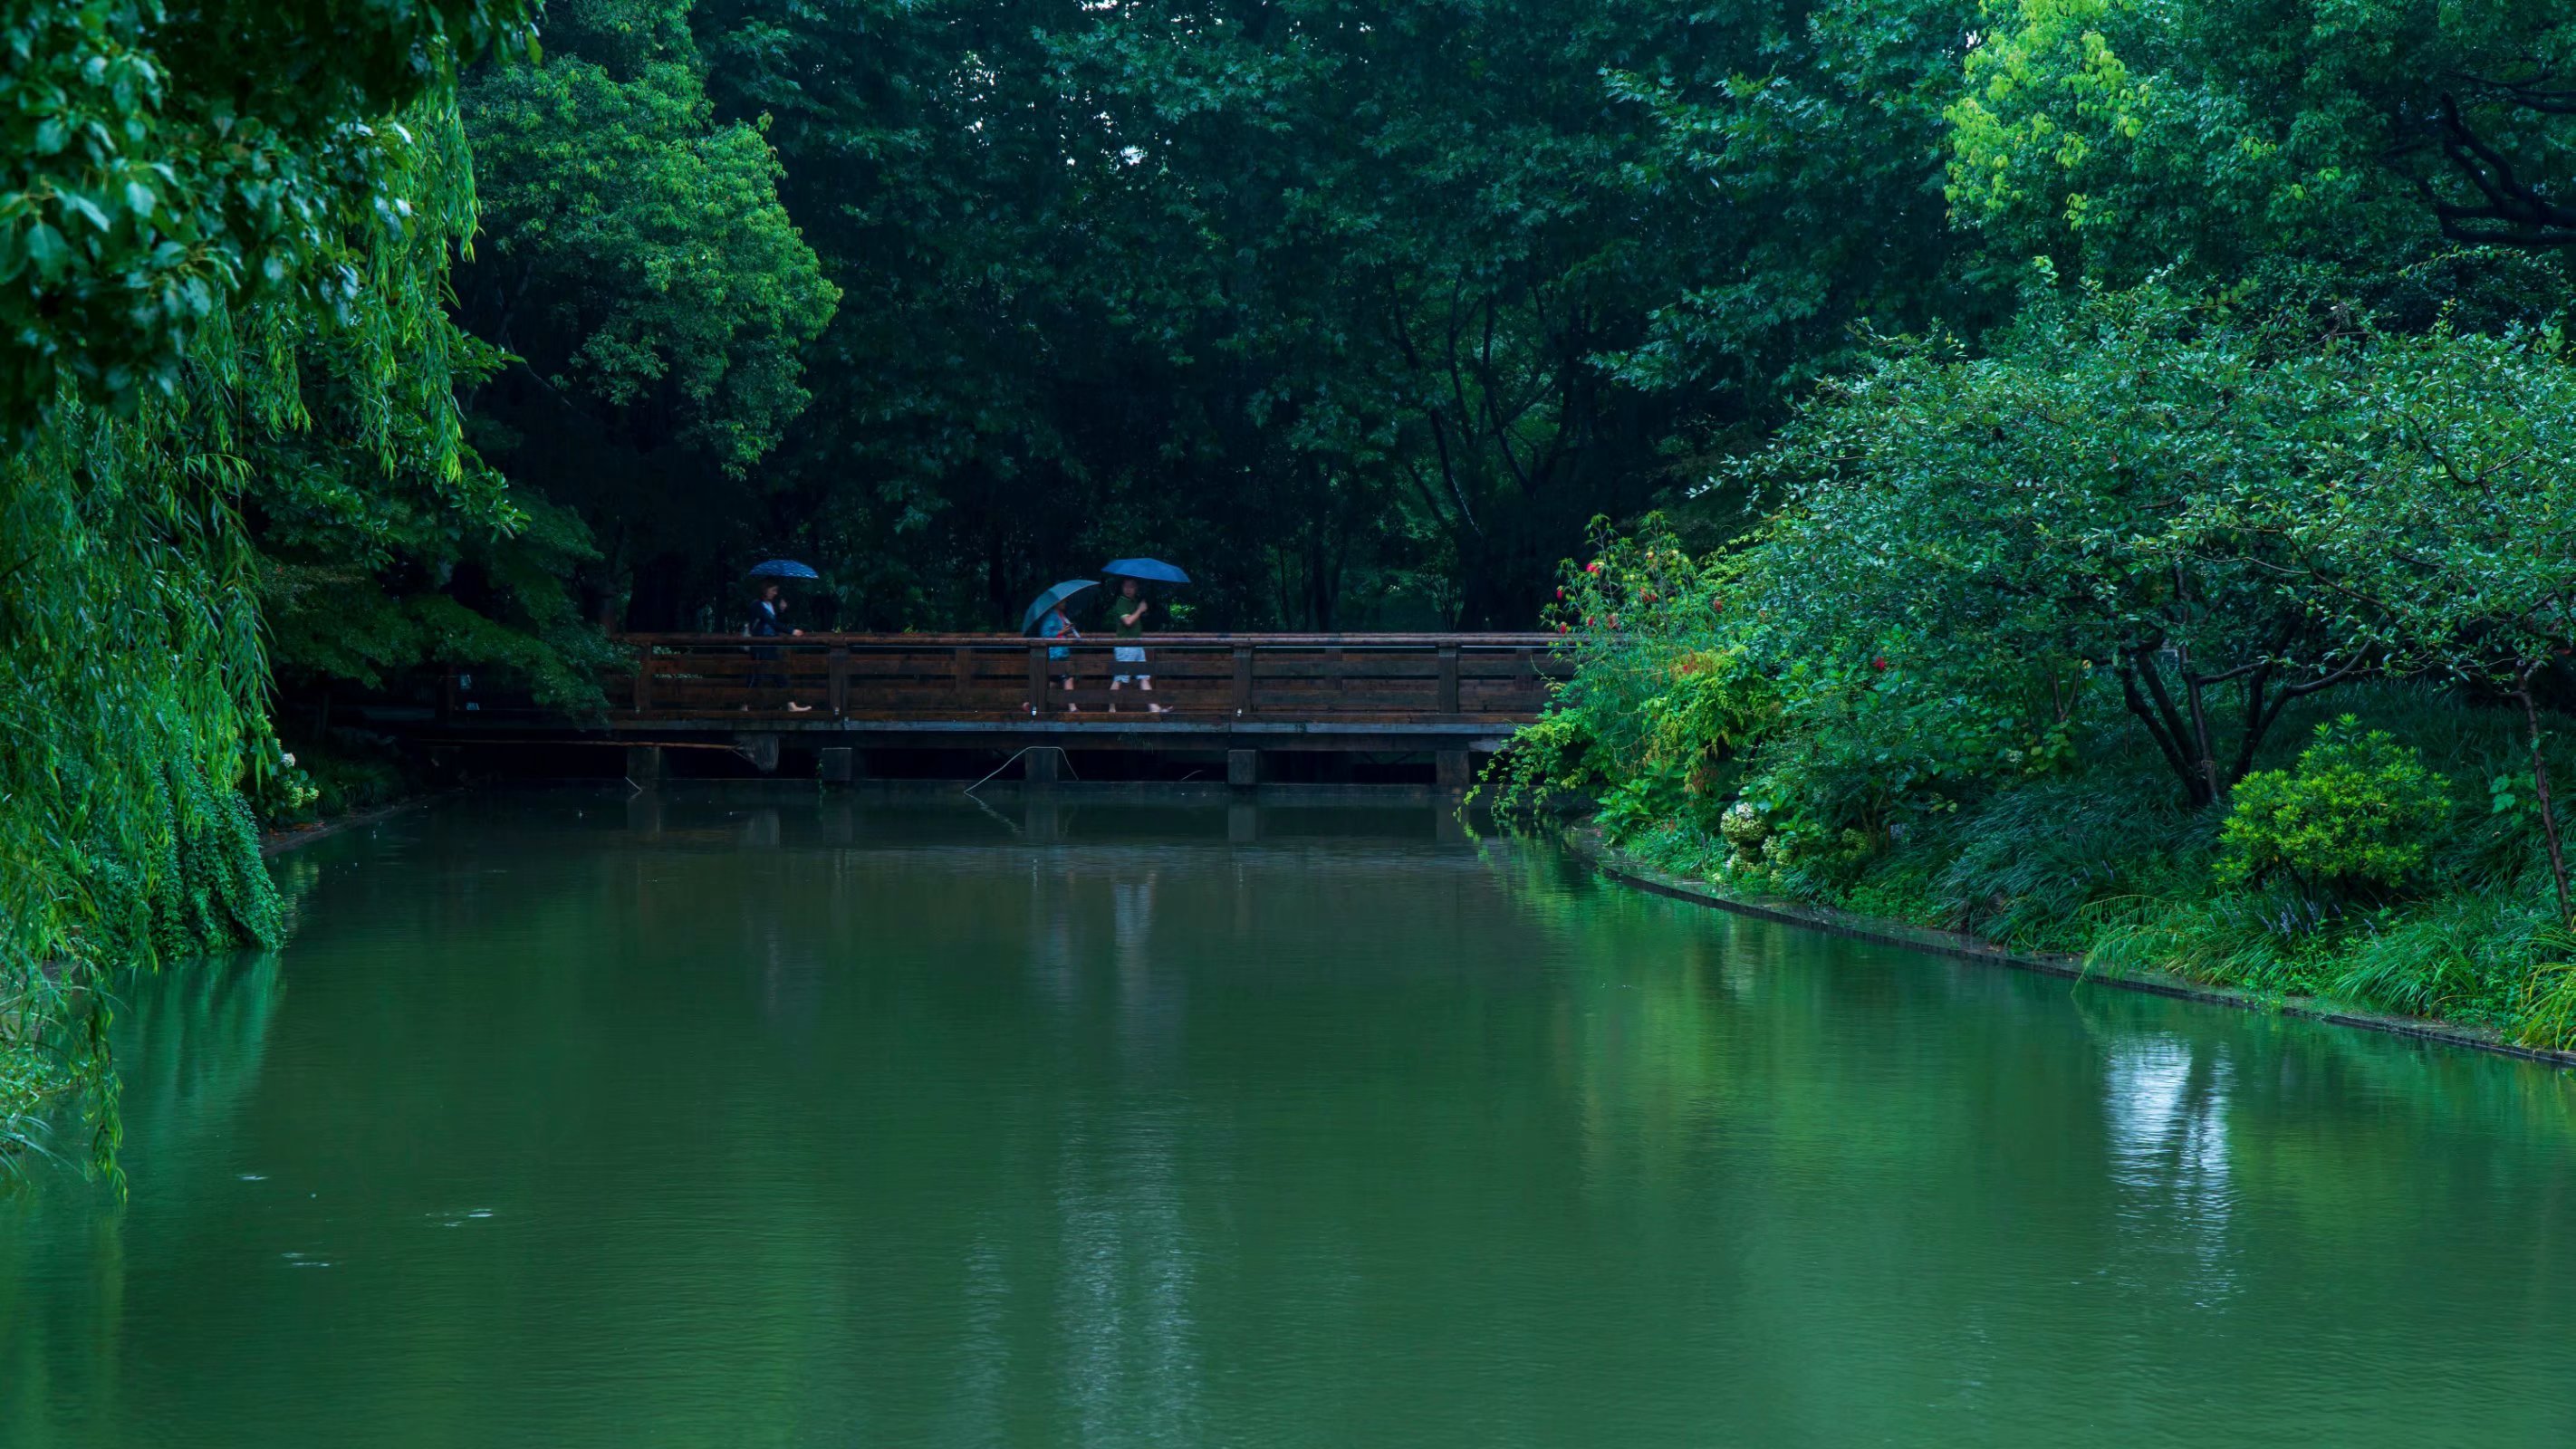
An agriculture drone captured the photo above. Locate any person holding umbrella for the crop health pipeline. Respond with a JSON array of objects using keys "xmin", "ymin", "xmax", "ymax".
[
  {"xmin": 746, "ymin": 559, "xmax": 817, "ymax": 713},
  {"xmin": 1021, "ymin": 580, "xmax": 1099, "ymax": 713},
  {"xmin": 1106, "ymin": 577, "xmax": 1162, "ymax": 713},
  {"xmin": 1102, "ymin": 559, "xmax": 1187, "ymax": 715}
]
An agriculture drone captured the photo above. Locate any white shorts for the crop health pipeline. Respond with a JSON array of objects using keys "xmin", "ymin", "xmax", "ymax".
[{"xmin": 1113, "ymin": 645, "xmax": 1147, "ymax": 683}]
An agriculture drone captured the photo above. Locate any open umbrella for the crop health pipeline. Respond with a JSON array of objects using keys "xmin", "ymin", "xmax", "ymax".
[
  {"xmin": 1021, "ymin": 579, "xmax": 1099, "ymax": 634},
  {"xmin": 745, "ymin": 558, "xmax": 821, "ymax": 581},
  {"xmin": 1102, "ymin": 557, "xmax": 1190, "ymax": 585}
]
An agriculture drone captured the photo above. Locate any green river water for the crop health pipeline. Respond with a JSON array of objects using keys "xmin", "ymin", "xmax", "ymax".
[{"xmin": 5, "ymin": 789, "xmax": 2576, "ymax": 1446}]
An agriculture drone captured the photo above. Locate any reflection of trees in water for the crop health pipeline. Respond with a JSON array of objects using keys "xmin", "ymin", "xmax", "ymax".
[
  {"xmin": 0, "ymin": 949, "xmax": 285, "ymax": 1430},
  {"xmin": 2102, "ymin": 1037, "xmax": 2239, "ymax": 1301},
  {"xmin": 1051, "ymin": 1111, "xmax": 1204, "ymax": 1447},
  {"xmin": 23, "ymin": 797, "xmax": 2571, "ymax": 1443},
  {"xmin": 107, "ymin": 951, "xmax": 287, "ymax": 1168},
  {"xmin": 1494, "ymin": 836, "xmax": 2576, "ymax": 1437}
]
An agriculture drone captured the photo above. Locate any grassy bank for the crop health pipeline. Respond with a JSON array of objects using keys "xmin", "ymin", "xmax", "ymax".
[
  {"xmin": 1497, "ymin": 677, "xmax": 2576, "ymax": 1051},
  {"xmin": 1544, "ymin": 675, "xmax": 2576, "ymax": 1046}
]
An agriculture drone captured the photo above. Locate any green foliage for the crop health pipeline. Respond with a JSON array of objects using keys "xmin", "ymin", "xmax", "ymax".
[
  {"xmin": 0, "ymin": 0, "xmax": 534, "ymax": 428},
  {"xmin": 460, "ymin": 3, "xmax": 836, "ymax": 475},
  {"xmin": 1734, "ymin": 283, "xmax": 2576, "ymax": 808},
  {"xmin": 2, "ymin": 372, "xmax": 292, "ymax": 1168},
  {"xmin": 3, "ymin": 0, "xmax": 533, "ymax": 1176},
  {"xmin": 1947, "ymin": 0, "xmax": 2576, "ymax": 293},
  {"xmin": 657, "ymin": 0, "xmax": 1985, "ymax": 629},
  {"xmin": 2218, "ymin": 720, "xmax": 2452, "ymax": 896},
  {"xmin": 1473, "ymin": 709, "xmax": 1604, "ymax": 821},
  {"xmin": 1484, "ymin": 517, "xmax": 1778, "ymax": 829}
]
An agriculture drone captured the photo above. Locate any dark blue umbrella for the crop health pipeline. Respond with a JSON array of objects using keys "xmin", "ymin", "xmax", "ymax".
[
  {"xmin": 1102, "ymin": 557, "xmax": 1190, "ymax": 585},
  {"xmin": 745, "ymin": 558, "xmax": 821, "ymax": 581},
  {"xmin": 1021, "ymin": 580, "xmax": 1100, "ymax": 634}
]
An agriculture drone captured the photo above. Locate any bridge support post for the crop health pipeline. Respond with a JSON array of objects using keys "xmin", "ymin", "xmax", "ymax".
[
  {"xmin": 1227, "ymin": 748, "xmax": 1261, "ymax": 789},
  {"xmin": 625, "ymin": 745, "xmax": 665, "ymax": 790},
  {"xmin": 819, "ymin": 746, "xmax": 858, "ymax": 785},
  {"xmin": 1025, "ymin": 745, "xmax": 1062, "ymax": 785},
  {"xmin": 625, "ymin": 789, "xmax": 665, "ymax": 840},
  {"xmin": 1435, "ymin": 749, "xmax": 1472, "ymax": 792}
]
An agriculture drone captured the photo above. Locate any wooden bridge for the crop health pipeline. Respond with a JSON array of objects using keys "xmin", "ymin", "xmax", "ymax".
[{"xmin": 432, "ymin": 633, "xmax": 1568, "ymax": 787}]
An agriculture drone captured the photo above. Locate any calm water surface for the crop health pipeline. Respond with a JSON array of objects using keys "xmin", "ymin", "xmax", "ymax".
[{"xmin": 5, "ymin": 789, "xmax": 2576, "ymax": 1446}]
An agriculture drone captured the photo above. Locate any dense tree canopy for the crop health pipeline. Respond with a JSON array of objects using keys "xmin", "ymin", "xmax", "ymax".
[{"xmin": 571, "ymin": 0, "xmax": 1987, "ymax": 628}]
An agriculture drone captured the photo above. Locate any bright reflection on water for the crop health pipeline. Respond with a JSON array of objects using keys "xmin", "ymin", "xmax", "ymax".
[{"xmin": 5, "ymin": 787, "xmax": 2576, "ymax": 1446}]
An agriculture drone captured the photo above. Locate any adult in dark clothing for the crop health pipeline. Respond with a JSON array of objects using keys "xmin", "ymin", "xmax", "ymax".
[{"xmin": 748, "ymin": 583, "xmax": 811, "ymax": 713}]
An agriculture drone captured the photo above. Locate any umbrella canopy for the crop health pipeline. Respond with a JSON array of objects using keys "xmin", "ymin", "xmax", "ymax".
[
  {"xmin": 745, "ymin": 558, "xmax": 821, "ymax": 581},
  {"xmin": 1101, "ymin": 557, "xmax": 1190, "ymax": 585},
  {"xmin": 1021, "ymin": 579, "xmax": 1100, "ymax": 634}
]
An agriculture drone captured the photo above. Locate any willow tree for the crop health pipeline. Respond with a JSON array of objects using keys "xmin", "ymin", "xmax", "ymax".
[{"xmin": 1, "ymin": 0, "xmax": 533, "ymax": 1172}]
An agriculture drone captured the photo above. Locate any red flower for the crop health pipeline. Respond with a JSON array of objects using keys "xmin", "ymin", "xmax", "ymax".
[
  {"xmin": 1586, "ymin": 561, "xmax": 1603, "ymax": 575},
  {"xmin": 1557, "ymin": 621, "xmax": 1571, "ymax": 634},
  {"xmin": 1554, "ymin": 587, "xmax": 1565, "ymax": 600},
  {"xmin": 1583, "ymin": 614, "xmax": 1595, "ymax": 626},
  {"xmin": 1870, "ymin": 657, "xmax": 1889, "ymax": 671}
]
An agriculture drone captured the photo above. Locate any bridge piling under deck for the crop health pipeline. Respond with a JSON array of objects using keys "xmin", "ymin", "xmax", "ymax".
[
  {"xmin": 1435, "ymin": 749, "xmax": 1473, "ymax": 792},
  {"xmin": 625, "ymin": 745, "xmax": 664, "ymax": 790}
]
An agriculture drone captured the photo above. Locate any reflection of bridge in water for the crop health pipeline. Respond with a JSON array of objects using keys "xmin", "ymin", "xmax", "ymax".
[{"xmin": 429, "ymin": 633, "xmax": 1568, "ymax": 788}]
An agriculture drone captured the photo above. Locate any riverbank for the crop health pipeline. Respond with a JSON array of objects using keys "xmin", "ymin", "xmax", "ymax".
[
  {"xmin": 259, "ymin": 793, "xmax": 441, "ymax": 857},
  {"xmin": 1572, "ymin": 825, "xmax": 2576, "ymax": 1071}
]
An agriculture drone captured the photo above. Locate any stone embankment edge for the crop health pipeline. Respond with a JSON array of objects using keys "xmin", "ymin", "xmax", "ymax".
[
  {"xmin": 1570, "ymin": 827, "xmax": 2576, "ymax": 1072},
  {"xmin": 259, "ymin": 793, "xmax": 443, "ymax": 857}
]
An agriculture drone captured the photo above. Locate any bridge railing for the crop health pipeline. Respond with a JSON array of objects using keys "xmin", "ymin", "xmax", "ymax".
[{"xmin": 613, "ymin": 633, "xmax": 1569, "ymax": 720}]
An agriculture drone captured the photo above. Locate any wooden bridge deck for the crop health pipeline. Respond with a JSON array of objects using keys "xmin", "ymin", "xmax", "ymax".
[
  {"xmin": 430, "ymin": 633, "xmax": 1568, "ymax": 782},
  {"xmin": 613, "ymin": 632, "xmax": 1564, "ymax": 722}
]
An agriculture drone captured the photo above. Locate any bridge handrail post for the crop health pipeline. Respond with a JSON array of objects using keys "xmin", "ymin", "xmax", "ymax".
[
  {"xmin": 828, "ymin": 643, "xmax": 849, "ymax": 716},
  {"xmin": 633, "ymin": 649, "xmax": 654, "ymax": 714},
  {"xmin": 1437, "ymin": 643, "xmax": 1460, "ymax": 715},
  {"xmin": 1231, "ymin": 644, "xmax": 1254, "ymax": 715},
  {"xmin": 1028, "ymin": 640, "xmax": 1048, "ymax": 715}
]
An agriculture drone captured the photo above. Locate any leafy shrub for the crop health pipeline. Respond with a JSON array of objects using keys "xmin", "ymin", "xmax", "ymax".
[
  {"xmin": 1486, "ymin": 515, "xmax": 1773, "ymax": 828},
  {"xmin": 1475, "ymin": 708, "xmax": 1600, "ymax": 817},
  {"xmin": 2216, "ymin": 718, "xmax": 2450, "ymax": 896}
]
